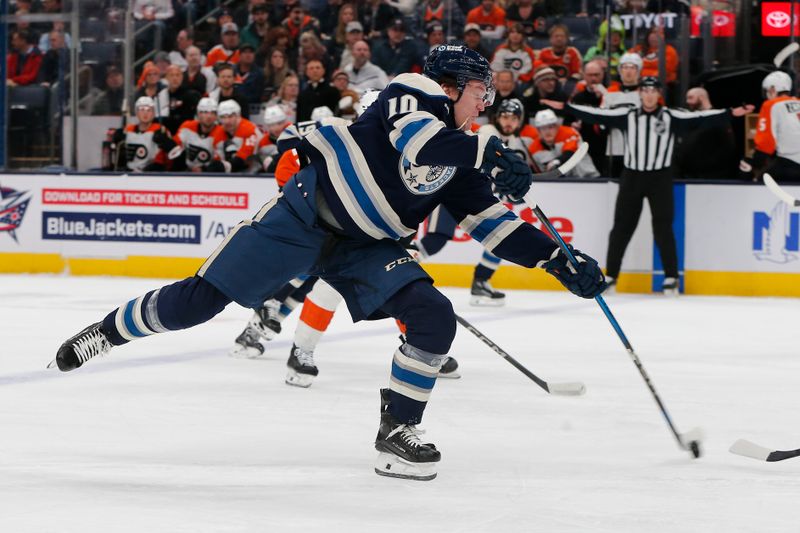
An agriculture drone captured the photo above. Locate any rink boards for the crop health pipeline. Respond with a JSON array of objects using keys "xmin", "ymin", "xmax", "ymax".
[{"xmin": 0, "ymin": 173, "xmax": 798, "ymax": 297}]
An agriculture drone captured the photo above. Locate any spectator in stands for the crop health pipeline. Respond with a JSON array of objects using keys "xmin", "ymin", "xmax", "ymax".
[
  {"xmin": 461, "ymin": 23, "xmax": 491, "ymax": 60},
  {"xmin": 38, "ymin": 20, "xmax": 71, "ymax": 53},
  {"xmin": 467, "ymin": 0, "xmax": 506, "ymax": 40},
  {"xmin": 266, "ymin": 74, "xmax": 300, "ymax": 123},
  {"xmin": 263, "ymin": 26, "xmax": 293, "ymax": 68},
  {"xmin": 210, "ymin": 63, "xmax": 251, "ymax": 119},
  {"xmin": 241, "ymin": 4, "xmax": 271, "ymax": 49},
  {"xmin": 154, "ymin": 51, "xmax": 172, "ymax": 78},
  {"xmin": 207, "ymin": 23, "xmax": 242, "ymax": 67},
  {"xmin": 168, "ymin": 29, "xmax": 195, "ymax": 70},
  {"xmin": 133, "ymin": 0, "xmax": 174, "ymax": 53},
  {"xmin": 282, "ymin": 3, "xmax": 320, "ymax": 45},
  {"xmin": 674, "ymin": 87, "xmax": 737, "ymax": 179},
  {"xmin": 263, "ymin": 47, "xmax": 295, "ymax": 101},
  {"xmin": 420, "ymin": 0, "xmax": 465, "ymax": 32},
  {"xmin": 629, "ymin": 26, "xmax": 679, "ymax": 85},
  {"xmin": 236, "ymin": 44, "xmax": 266, "ymax": 104},
  {"xmin": 569, "ymin": 59, "xmax": 609, "ymax": 173},
  {"xmin": 135, "ymin": 63, "xmax": 165, "ymax": 113},
  {"xmin": 424, "ymin": 22, "xmax": 446, "ymax": 60},
  {"xmin": 359, "ymin": 0, "xmax": 400, "ymax": 39},
  {"xmin": 486, "ymin": 69, "xmax": 521, "ymax": 121},
  {"xmin": 529, "ymin": 109, "xmax": 600, "ymax": 177},
  {"xmin": 183, "ymin": 45, "xmax": 216, "ymax": 96},
  {"xmin": 330, "ymin": 3, "xmax": 357, "ymax": 48},
  {"xmin": 539, "ymin": 24, "xmax": 583, "ymax": 87},
  {"xmin": 490, "ymin": 22, "xmax": 537, "ymax": 84},
  {"xmin": 207, "ymin": 8, "xmax": 235, "ymax": 49},
  {"xmin": 297, "ymin": 31, "xmax": 333, "ymax": 83},
  {"xmin": 584, "ymin": 16, "xmax": 626, "ymax": 79},
  {"xmin": 37, "ymin": 29, "xmax": 67, "ymax": 87},
  {"xmin": 521, "ymin": 66, "xmax": 568, "ymax": 124},
  {"xmin": 91, "ymin": 65, "xmax": 126, "ymax": 116},
  {"xmin": 331, "ymin": 69, "xmax": 360, "ymax": 119},
  {"xmin": 505, "ymin": 0, "xmax": 547, "ymax": 37},
  {"xmin": 318, "ymin": 0, "xmax": 345, "ymax": 37},
  {"xmin": 371, "ymin": 18, "xmax": 420, "ymax": 77},
  {"xmin": 646, "ymin": 0, "xmax": 689, "ymax": 14},
  {"xmin": 345, "ymin": 39, "xmax": 389, "ymax": 91},
  {"xmin": 233, "ymin": 0, "xmax": 266, "ymax": 28},
  {"xmin": 158, "ymin": 65, "xmax": 200, "ymax": 134},
  {"xmin": 297, "ymin": 59, "xmax": 340, "ymax": 121},
  {"xmin": 6, "ymin": 30, "xmax": 43, "ymax": 87},
  {"xmin": 337, "ymin": 21, "xmax": 365, "ymax": 69}
]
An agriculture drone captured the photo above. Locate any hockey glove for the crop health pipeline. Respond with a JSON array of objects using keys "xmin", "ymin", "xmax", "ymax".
[
  {"xmin": 539, "ymin": 245, "xmax": 606, "ymax": 299},
  {"xmin": 153, "ymin": 129, "xmax": 176, "ymax": 151},
  {"xmin": 481, "ymin": 136, "xmax": 533, "ymax": 200}
]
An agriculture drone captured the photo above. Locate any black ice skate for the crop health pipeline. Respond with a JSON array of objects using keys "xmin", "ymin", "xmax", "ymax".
[
  {"xmin": 604, "ymin": 277, "xmax": 617, "ymax": 295},
  {"xmin": 469, "ymin": 279, "xmax": 505, "ymax": 307},
  {"xmin": 229, "ymin": 299, "xmax": 281, "ymax": 358},
  {"xmin": 374, "ymin": 388, "xmax": 440, "ymax": 481},
  {"xmin": 51, "ymin": 322, "xmax": 112, "ymax": 372},
  {"xmin": 662, "ymin": 277, "xmax": 679, "ymax": 296},
  {"xmin": 438, "ymin": 356, "xmax": 460, "ymax": 379},
  {"xmin": 285, "ymin": 344, "xmax": 318, "ymax": 388}
]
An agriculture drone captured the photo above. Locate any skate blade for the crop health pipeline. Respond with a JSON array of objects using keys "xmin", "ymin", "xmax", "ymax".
[
  {"xmin": 46, "ymin": 358, "xmax": 58, "ymax": 369},
  {"xmin": 662, "ymin": 288, "xmax": 679, "ymax": 297},
  {"xmin": 228, "ymin": 345, "xmax": 265, "ymax": 359},
  {"xmin": 469, "ymin": 296, "xmax": 506, "ymax": 307},
  {"xmin": 438, "ymin": 370, "xmax": 461, "ymax": 379},
  {"xmin": 374, "ymin": 452, "xmax": 437, "ymax": 481},
  {"xmin": 285, "ymin": 369, "xmax": 314, "ymax": 388}
]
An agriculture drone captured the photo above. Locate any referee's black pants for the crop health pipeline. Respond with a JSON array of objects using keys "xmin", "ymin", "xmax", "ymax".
[{"xmin": 606, "ymin": 167, "xmax": 678, "ymax": 279}]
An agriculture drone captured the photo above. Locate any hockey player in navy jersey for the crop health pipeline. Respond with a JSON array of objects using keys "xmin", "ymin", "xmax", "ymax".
[{"xmin": 54, "ymin": 45, "xmax": 606, "ymax": 481}]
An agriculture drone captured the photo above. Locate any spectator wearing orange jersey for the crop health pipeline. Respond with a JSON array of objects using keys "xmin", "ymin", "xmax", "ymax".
[
  {"xmin": 629, "ymin": 27, "xmax": 678, "ymax": 84},
  {"xmin": 529, "ymin": 109, "xmax": 599, "ymax": 177},
  {"xmin": 213, "ymin": 100, "xmax": 262, "ymax": 173},
  {"xmin": 467, "ymin": 0, "xmax": 506, "ymax": 39},
  {"xmin": 282, "ymin": 3, "xmax": 319, "ymax": 44},
  {"xmin": 206, "ymin": 23, "xmax": 241, "ymax": 67},
  {"xmin": 490, "ymin": 23, "xmax": 538, "ymax": 84},
  {"xmin": 538, "ymin": 24, "xmax": 582, "ymax": 85}
]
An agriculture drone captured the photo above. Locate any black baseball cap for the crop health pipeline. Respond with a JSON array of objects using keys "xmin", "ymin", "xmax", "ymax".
[{"xmin": 640, "ymin": 76, "xmax": 663, "ymax": 89}]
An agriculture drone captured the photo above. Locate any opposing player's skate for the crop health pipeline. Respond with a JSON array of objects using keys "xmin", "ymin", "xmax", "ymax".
[
  {"xmin": 229, "ymin": 299, "xmax": 282, "ymax": 358},
  {"xmin": 374, "ymin": 389, "xmax": 440, "ymax": 481},
  {"xmin": 662, "ymin": 277, "xmax": 679, "ymax": 296},
  {"xmin": 469, "ymin": 279, "xmax": 505, "ymax": 307},
  {"xmin": 438, "ymin": 356, "xmax": 460, "ymax": 379},
  {"xmin": 52, "ymin": 322, "xmax": 113, "ymax": 371},
  {"xmin": 285, "ymin": 344, "xmax": 318, "ymax": 387}
]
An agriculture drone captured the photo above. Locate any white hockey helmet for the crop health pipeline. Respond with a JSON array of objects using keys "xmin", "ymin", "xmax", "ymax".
[
  {"xmin": 217, "ymin": 99, "xmax": 241, "ymax": 117},
  {"xmin": 196, "ymin": 97, "xmax": 218, "ymax": 114},
  {"xmin": 355, "ymin": 88, "xmax": 381, "ymax": 117},
  {"xmin": 619, "ymin": 52, "xmax": 643, "ymax": 71},
  {"xmin": 311, "ymin": 106, "xmax": 334, "ymax": 121},
  {"xmin": 762, "ymin": 71, "xmax": 793, "ymax": 94},
  {"xmin": 263, "ymin": 105, "xmax": 287, "ymax": 125},
  {"xmin": 533, "ymin": 109, "xmax": 559, "ymax": 128},
  {"xmin": 135, "ymin": 96, "xmax": 156, "ymax": 110}
]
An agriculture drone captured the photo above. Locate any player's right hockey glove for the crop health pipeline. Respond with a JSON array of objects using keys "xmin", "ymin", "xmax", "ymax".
[
  {"xmin": 111, "ymin": 128, "xmax": 125, "ymax": 144},
  {"xmin": 538, "ymin": 245, "xmax": 606, "ymax": 299},
  {"xmin": 480, "ymin": 136, "xmax": 533, "ymax": 200}
]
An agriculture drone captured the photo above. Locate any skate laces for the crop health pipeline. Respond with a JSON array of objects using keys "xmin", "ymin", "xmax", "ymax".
[
  {"xmin": 293, "ymin": 347, "xmax": 316, "ymax": 367},
  {"xmin": 238, "ymin": 326, "xmax": 260, "ymax": 345},
  {"xmin": 73, "ymin": 326, "xmax": 111, "ymax": 364},
  {"xmin": 263, "ymin": 299, "xmax": 282, "ymax": 322},
  {"xmin": 387, "ymin": 424, "xmax": 425, "ymax": 448}
]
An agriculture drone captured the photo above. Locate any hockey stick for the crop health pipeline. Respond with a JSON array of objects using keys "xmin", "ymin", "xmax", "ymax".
[
  {"xmin": 454, "ymin": 314, "xmax": 586, "ymax": 396},
  {"xmin": 773, "ymin": 42, "xmax": 800, "ymax": 68},
  {"xmin": 729, "ymin": 439, "xmax": 800, "ymax": 462},
  {"xmin": 522, "ymin": 143, "xmax": 703, "ymax": 458},
  {"xmin": 763, "ymin": 173, "xmax": 800, "ymax": 207}
]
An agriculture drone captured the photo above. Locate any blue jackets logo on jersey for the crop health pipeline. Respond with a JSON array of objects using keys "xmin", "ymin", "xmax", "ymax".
[{"xmin": 399, "ymin": 156, "xmax": 457, "ymax": 195}]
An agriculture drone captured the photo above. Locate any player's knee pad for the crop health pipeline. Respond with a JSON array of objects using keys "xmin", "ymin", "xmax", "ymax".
[
  {"xmin": 418, "ymin": 232, "xmax": 449, "ymax": 257},
  {"xmin": 157, "ymin": 275, "xmax": 231, "ymax": 331},
  {"xmin": 387, "ymin": 280, "xmax": 456, "ymax": 355}
]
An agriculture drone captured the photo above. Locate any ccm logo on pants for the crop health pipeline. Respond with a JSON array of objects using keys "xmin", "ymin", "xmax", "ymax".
[{"xmin": 385, "ymin": 256, "xmax": 416, "ymax": 271}]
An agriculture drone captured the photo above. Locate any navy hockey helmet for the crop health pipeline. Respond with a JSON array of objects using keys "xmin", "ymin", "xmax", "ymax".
[
  {"xmin": 497, "ymin": 98, "xmax": 524, "ymax": 119},
  {"xmin": 424, "ymin": 45, "xmax": 495, "ymax": 105}
]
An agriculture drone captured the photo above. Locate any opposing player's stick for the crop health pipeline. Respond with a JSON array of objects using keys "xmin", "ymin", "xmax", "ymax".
[
  {"xmin": 521, "ymin": 143, "xmax": 703, "ymax": 458},
  {"xmin": 773, "ymin": 42, "xmax": 799, "ymax": 68},
  {"xmin": 455, "ymin": 314, "xmax": 586, "ymax": 395},
  {"xmin": 730, "ymin": 439, "xmax": 800, "ymax": 462},
  {"xmin": 763, "ymin": 173, "xmax": 800, "ymax": 207}
]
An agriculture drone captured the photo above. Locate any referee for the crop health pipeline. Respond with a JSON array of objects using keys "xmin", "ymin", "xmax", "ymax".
[{"xmin": 567, "ymin": 77, "xmax": 753, "ymax": 294}]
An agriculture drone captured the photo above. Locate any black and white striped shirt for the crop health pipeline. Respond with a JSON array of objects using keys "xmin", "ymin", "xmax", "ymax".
[{"xmin": 567, "ymin": 103, "xmax": 732, "ymax": 172}]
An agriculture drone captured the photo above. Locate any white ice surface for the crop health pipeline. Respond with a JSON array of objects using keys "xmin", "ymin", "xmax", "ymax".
[{"xmin": 1, "ymin": 274, "xmax": 799, "ymax": 533}]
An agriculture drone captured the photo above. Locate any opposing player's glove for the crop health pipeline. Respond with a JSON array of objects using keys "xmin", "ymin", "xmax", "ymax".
[
  {"xmin": 480, "ymin": 136, "xmax": 533, "ymax": 200},
  {"xmin": 111, "ymin": 128, "xmax": 125, "ymax": 144},
  {"xmin": 538, "ymin": 245, "xmax": 606, "ymax": 299},
  {"xmin": 153, "ymin": 129, "xmax": 176, "ymax": 151}
]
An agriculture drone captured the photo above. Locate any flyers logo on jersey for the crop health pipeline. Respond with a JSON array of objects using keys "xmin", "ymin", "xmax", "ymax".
[
  {"xmin": 187, "ymin": 144, "xmax": 212, "ymax": 163},
  {"xmin": 398, "ymin": 156, "xmax": 457, "ymax": 195},
  {"xmin": 126, "ymin": 143, "xmax": 148, "ymax": 161}
]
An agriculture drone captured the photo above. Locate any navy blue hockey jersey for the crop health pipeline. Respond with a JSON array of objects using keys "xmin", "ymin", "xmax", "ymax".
[{"xmin": 298, "ymin": 73, "xmax": 558, "ymax": 267}]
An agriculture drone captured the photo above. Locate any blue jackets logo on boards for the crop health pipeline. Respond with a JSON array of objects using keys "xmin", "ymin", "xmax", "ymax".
[
  {"xmin": 0, "ymin": 185, "xmax": 32, "ymax": 243},
  {"xmin": 753, "ymin": 201, "xmax": 799, "ymax": 263}
]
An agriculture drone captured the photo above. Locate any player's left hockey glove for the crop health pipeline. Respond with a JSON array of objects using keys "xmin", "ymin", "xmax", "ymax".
[
  {"xmin": 538, "ymin": 245, "xmax": 606, "ymax": 299},
  {"xmin": 153, "ymin": 129, "xmax": 176, "ymax": 152},
  {"xmin": 481, "ymin": 136, "xmax": 532, "ymax": 200}
]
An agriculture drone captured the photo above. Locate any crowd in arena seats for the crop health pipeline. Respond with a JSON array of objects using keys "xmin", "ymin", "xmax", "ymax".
[{"xmin": 5, "ymin": 0, "xmax": 787, "ymax": 180}]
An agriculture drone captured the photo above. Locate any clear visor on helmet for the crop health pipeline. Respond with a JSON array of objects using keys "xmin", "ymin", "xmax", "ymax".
[{"xmin": 483, "ymin": 84, "xmax": 496, "ymax": 106}]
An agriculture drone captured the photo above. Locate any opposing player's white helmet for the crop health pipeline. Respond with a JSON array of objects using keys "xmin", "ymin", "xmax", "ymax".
[
  {"xmin": 197, "ymin": 97, "xmax": 218, "ymax": 114},
  {"xmin": 263, "ymin": 105, "xmax": 287, "ymax": 125},
  {"xmin": 311, "ymin": 106, "xmax": 334, "ymax": 121},
  {"xmin": 619, "ymin": 52, "xmax": 643, "ymax": 71},
  {"xmin": 762, "ymin": 71, "xmax": 793, "ymax": 94},
  {"xmin": 355, "ymin": 88, "xmax": 381, "ymax": 117},
  {"xmin": 135, "ymin": 96, "xmax": 156, "ymax": 110},
  {"xmin": 217, "ymin": 99, "xmax": 241, "ymax": 117},
  {"xmin": 534, "ymin": 109, "xmax": 559, "ymax": 128}
]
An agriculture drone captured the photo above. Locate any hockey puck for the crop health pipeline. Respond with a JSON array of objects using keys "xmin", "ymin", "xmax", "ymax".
[{"xmin": 689, "ymin": 440, "xmax": 702, "ymax": 459}]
